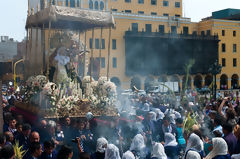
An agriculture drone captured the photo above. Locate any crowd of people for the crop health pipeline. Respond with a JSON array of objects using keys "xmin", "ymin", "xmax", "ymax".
[{"xmin": 1, "ymin": 86, "xmax": 240, "ymax": 159}]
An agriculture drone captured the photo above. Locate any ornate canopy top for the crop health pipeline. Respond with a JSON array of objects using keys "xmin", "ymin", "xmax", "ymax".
[{"xmin": 26, "ymin": 5, "xmax": 115, "ymax": 30}]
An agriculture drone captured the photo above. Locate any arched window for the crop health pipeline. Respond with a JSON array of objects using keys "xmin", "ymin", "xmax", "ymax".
[
  {"xmin": 144, "ymin": 76, "xmax": 154, "ymax": 90},
  {"xmin": 111, "ymin": 77, "xmax": 121, "ymax": 87},
  {"xmin": 194, "ymin": 74, "xmax": 203, "ymax": 89},
  {"xmin": 70, "ymin": 0, "xmax": 75, "ymax": 7},
  {"xmin": 100, "ymin": 1, "xmax": 104, "ymax": 10},
  {"xmin": 130, "ymin": 77, "xmax": 141, "ymax": 90},
  {"xmin": 66, "ymin": 0, "xmax": 69, "ymax": 6},
  {"xmin": 94, "ymin": 1, "xmax": 99, "ymax": 10},
  {"xmin": 89, "ymin": 0, "xmax": 93, "ymax": 9},
  {"xmin": 231, "ymin": 74, "xmax": 239, "ymax": 89},
  {"xmin": 220, "ymin": 74, "xmax": 228, "ymax": 90}
]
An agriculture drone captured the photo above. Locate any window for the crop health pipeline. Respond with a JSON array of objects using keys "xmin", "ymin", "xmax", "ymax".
[
  {"xmin": 138, "ymin": 11, "xmax": 144, "ymax": 14},
  {"xmin": 52, "ymin": 0, "xmax": 55, "ymax": 5},
  {"xmin": 175, "ymin": 2, "xmax": 180, "ymax": 8},
  {"xmin": 233, "ymin": 31, "xmax": 236, "ymax": 37},
  {"xmin": 151, "ymin": 12, "xmax": 157, "ymax": 15},
  {"xmin": 159, "ymin": 25, "xmax": 165, "ymax": 33},
  {"xmin": 175, "ymin": 14, "xmax": 180, "ymax": 17},
  {"xmin": 222, "ymin": 58, "xmax": 226, "ymax": 67},
  {"xmin": 112, "ymin": 39, "xmax": 116, "ymax": 49},
  {"xmin": 201, "ymin": 31, "xmax": 205, "ymax": 36},
  {"xmin": 163, "ymin": 1, "xmax": 169, "ymax": 7},
  {"xmin": 183, "ymin": 26, "xmax": 188, "ymax": 35},
  {"xmin": 95, "ymin": 39, "xmax": 99, "ymax": 49},
  {"xmin": 125, "ymin": 10, "xmax": 132, "ymax": 13},
  {"xmin": 101, "ymin": 58, "xmax": 105, "ymax": 68},
  {"xmin": 94, "ymin": 1, "xmax": 99, "ymax": 10},
  {"xmin": 132, "ymin": 23, "xmax": 138, "ymax": 32},
  {"xmin": 206, "ymin": 30, "xmax": 211, "ymax": 36},
  {"xmin": 66, "ymin": 0, "xmax": 69, "ymax": 6},
  {"xmin": 163, "ymin": 13, "xmax": 169, "ymax": 16},
  {"xmin": 125, "ymin": 0, "xmax": 131, "ymax": 3},
  {"xmin": 113, "ymin": 57, "xmax": 117, "ymax": 68},
  {"xmin": 145, "ymin": 24, "xmax": 152, "ymax": 32},
  {"xmin": 233, "ymin": 58, "xmax": 237, "ymax": 67},
  {"xmin": 100, "ymin": 1, "xmax": 104, "ymax": 10},
  {"xmin": 222, "ymin": 43, "xmax": 226, "ymax": 52},
  {"xmin": 89, "ymin": 0, "xmax": 93, "ymax": 9},
  {"xmin": 112, "ymin": 8, "xmax": 118, "ymax": 12},
  {"xmin": 151, "ymin": 0, "xmax": 157, "ymax": 5},
  {"xmin": 192, "ymin": 31, "xmax": 197, "ymax": 36},
  {"xmin": 70, "ymin": 0, "xmax": 75, "ymax": 7},
  {"xmin": 171, "ymin": 26, "xmax": 177, "ymax": 34},
  {"xmin": 222, "ymin": 30, "xmax": 225, "ymax": 36},
  {"xmin": 89, "ymin": 38, "xmax": 93, "ymax": 49},
  {"xmin": 101, "ymin": 39, "xmax": 105, "ymax": 49},
  {"xmin": 138, "ymin": 0, "xmax": 144, "ymax": 4},
  {"xmin": 77, "ymin": 0, "xmax": 80, "ymax": 7},
  {"xmin": 233, "ymin": 44, "xmax": 237, "ymax": 53}
]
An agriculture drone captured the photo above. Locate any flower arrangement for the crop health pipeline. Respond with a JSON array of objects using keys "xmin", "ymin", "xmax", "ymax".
[
  {"xmin": 84, "ymin": 76, "xmax": 117, "ymax": 108},
  {"xmin": 23, "ymin": 75, "xmax": 48, "ymax": 104}
]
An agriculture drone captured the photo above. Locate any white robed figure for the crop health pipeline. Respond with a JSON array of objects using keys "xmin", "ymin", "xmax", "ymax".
[{"xmin": 53, "ymin": 47, "xmax": 70, "ymax": 84}]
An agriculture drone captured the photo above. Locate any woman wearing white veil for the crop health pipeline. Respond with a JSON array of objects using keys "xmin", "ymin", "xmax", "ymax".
[
  {"xmin": 205, "ymin": 137, "xmax": 230, "ymax": 159},
  {"xmin": 184, "ymin": 133, "xmax": 204, "ymax": 159},
  {"xmin": 164, "ymin": 133, "xmax": 179, "ymax": 159},
  {"xmin": 123, "ymin": 151, "xmax": 135, "ymax": 159},
  {"xmin": 130, "ymin": 134, "xmax": 148, "ymax": 159},
  {"xmin": 91, "ymin": 137, "xmax": 108, "ymax": 159},
  {"xmin": 104, "ymin": 144, "xmax": 121, "ymax": 159},
  {"xmin": 151, "ymin": 142, "xmax": 167, "ymax": 159}
]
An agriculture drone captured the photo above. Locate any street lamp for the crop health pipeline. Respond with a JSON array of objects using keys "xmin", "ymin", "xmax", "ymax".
[
  {"xmin": 14, "ymin": 59, "xmax": 24, "ymax": 89},
  {"xmin": 208, "ymin": 60, "xmax": 222, "ymax": 99}
]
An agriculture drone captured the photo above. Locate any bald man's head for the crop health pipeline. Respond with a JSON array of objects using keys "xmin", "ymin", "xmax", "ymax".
[{"xmin": 30, "ymin": 131, "xmax": 40, "ymax": 143}]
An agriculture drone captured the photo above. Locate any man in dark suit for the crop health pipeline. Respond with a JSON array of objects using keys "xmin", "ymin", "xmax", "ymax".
[
  {"xmin": 40, "ymin": 140, "xmax": 57, "ymax": 159},
  {"xmin": 24, "ymin": 142, "xmax": 42, "ymax": 159},
  {"xmin": 16, "ymin": 123, "xmax": 31, "ymax": 150}
]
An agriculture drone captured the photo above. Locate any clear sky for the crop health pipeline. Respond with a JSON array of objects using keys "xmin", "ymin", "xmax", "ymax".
[{"xmin": 0, "ymin": 0, "xmax": 240, "ymax": 41}]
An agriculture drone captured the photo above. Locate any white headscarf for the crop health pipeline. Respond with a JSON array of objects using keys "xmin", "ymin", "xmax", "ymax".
[
  {"xmin": 164, "ymin": 133, "xmax": 178, "ymax": 147},
  {"xmin": 143, "ymin": 103, "xmax": 150, "ymax": 111},
  {"xmin": 169, "ymin": 114, "xmax": 176, "ymax": 124},
  {"xmin": 185, "ymin": 133, "xmax": 203, "ymax": 153},
  {"xmin": 155, "ymin": 109, "xmax": 165, "ymax": 120},
  {"xmin": 130, "ymin": 134, "xmax": 145, "ymax": 151},
  {"xmin": 96, "ymin": 137, "xmax": 108, "ymax": 153},
  {"xmin": 205, "ymin": 137, "xmax": 228, "ymax": 159},
  {"xmin": 130, "ymin": 134, "xmax": 146, "ymax": 158},
  {"xmin": 174, "ymin": 111, "xmax": 181, "ymax": 119},
  {"xmin": 105, "ymin": 144, "xmax": 121, "ymax": 159},
  {"xmin": 149, "ymin": 111, "xmax": 157, "ymax": 121},
  {"xmin": 152, "ymin": 143, "xmax": 167, "ymax": 159},
  {"xmin": 186, "ymin": 151, "xmax": 201, "ymax": 159},
  {"xmin": 123, "ymin": 151, "xmax": 135, "ymax": 159}
]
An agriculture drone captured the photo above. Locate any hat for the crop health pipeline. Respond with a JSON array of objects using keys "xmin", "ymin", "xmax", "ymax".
[{"xmin": 86, "ymin": 112, "xmax": 93, "ymax": 120}]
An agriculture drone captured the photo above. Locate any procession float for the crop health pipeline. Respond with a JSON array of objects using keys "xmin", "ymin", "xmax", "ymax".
[{"xmin": 15, "ymin": 4, "xmax": 118, "ymax": 118}]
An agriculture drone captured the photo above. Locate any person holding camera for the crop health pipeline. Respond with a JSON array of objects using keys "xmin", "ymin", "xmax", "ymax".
[{"xmin": 72, "ymin": 120, "xmax": 93, "ymax": 153}]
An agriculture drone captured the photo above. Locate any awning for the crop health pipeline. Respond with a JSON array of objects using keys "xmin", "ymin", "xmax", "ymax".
[{"xmin": 26, "ymin": 6, "xmax": 115, "ymax": 30}]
